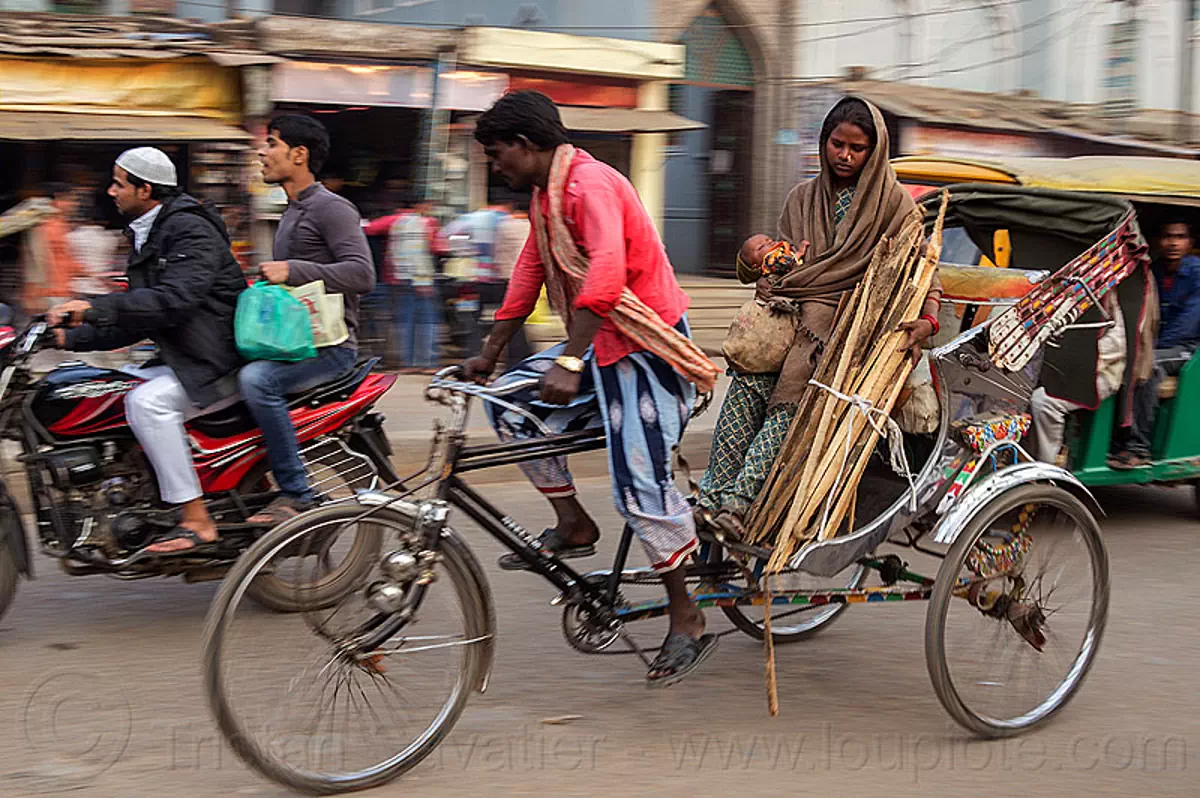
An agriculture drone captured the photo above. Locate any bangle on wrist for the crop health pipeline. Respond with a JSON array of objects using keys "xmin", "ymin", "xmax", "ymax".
[{"xmin": 920, "ymin": 313, "xmax": 940, "ymax": 336}]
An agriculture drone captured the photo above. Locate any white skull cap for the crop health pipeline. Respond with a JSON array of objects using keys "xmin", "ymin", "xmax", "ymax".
[{"xmin": 115, "ymin": 147, "xmax": 178, "ymax": 187}]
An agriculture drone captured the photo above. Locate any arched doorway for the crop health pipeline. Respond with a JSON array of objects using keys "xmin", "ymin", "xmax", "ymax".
[{"xmin": 664, "ymin": 3, "xmax": 758, "ymax": 276}]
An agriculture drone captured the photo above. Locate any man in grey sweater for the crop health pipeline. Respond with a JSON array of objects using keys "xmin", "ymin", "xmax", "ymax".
[{"xmin": 245, "ymin": 114, "xmax": 376, "ymax": 523}]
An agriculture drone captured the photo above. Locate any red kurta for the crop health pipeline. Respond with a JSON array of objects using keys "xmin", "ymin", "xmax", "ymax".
[{"xmin": 494, "ymin": 150, "xmax": 690, "ymax": 366}]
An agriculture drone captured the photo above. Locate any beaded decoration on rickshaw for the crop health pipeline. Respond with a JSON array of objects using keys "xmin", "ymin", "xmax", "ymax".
[
  {"xmin": 987, "ymin": 217, "xmax": 1146, "ymax": 372},
  {"xmin": 935, "ymin": 415, "xmax": 1031, "ymax": 514},
  {"xmin": 952, "ymin": 414, "xmax": 1032, "ymax": 453},
  {"xmin": 966, "ymin": 503, "xmax": 1036, "ymax": 578}
]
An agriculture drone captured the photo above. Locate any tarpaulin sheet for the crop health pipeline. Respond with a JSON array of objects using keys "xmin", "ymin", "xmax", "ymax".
[{"xmin": 0, "ymin": 56, "xmax": 240, "ymax": 122}]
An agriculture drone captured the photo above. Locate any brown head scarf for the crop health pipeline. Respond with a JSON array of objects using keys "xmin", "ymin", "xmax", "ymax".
[{"xmin": 768, "ymin": 96, "xmax": 915, "ymax": 406}]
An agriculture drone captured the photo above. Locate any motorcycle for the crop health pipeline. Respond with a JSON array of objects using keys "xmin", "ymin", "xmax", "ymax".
[{"xmin": 0, "ymin": 307, "xmax": 399, "ymax": 622}]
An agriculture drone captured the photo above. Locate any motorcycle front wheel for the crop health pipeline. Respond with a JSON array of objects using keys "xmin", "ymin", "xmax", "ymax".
[{"xmin": 240, "ymin": 439, "xmax": 384, "ymax": 613}]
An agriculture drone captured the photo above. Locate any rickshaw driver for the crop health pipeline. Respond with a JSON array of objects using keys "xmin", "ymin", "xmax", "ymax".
[
  {"xmin": 1110, "ymin": 219, "xmax": 1200, "ymax": 468},
  {"xmin": 461, "ymin": 91, "xmax": 721, "ymax": 686}
]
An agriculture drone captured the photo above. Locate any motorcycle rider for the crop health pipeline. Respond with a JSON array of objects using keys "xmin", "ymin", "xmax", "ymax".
[
  {"xmin": 49, "ymin": 147, "xmax": 247, "ymax": 555},
  {"xmin": 243, "ymin": 114, "xmax": 375, "ymax": 525}
]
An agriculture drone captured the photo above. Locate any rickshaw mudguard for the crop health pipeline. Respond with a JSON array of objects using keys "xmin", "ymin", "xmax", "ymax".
[{"xmin": 931, "ymin": 462, "xmax": 1102, "ymax": 546}]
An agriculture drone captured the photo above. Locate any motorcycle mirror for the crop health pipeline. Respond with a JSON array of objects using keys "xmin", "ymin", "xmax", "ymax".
[{"xmin": 0, "ymin": 304, "xmax": 12, "ymax": 327}]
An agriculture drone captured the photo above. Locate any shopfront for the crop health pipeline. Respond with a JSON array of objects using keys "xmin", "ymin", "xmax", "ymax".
[
  {"xmin": 0, "ymin": 55, "xmax": 253, "ymax": 300},
  {"xmin": 258, "ymin": 60, "xmax": 508, "ymax": 233},
  {"xmin": 457, "ymin": 27, "xmax": 699, "ymax": 232}
]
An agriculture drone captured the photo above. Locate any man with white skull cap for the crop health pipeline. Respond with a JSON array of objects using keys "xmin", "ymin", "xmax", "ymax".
[
  {"xmin": 47, "ymin": 146, "xmax": 248, "ymax": 555},
  {"xmin": 114, "ymin": 147, "xmax": 178, "ymax": 188}
]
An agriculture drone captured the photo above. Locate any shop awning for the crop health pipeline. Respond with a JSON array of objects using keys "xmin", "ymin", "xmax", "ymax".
[
  {"xmin": 0, "ymin": 112, "xmax": 251, "ymax": 142},
  {"xmin": 558, "ymin": 107, "xmax": 706, "ymax": 134}
]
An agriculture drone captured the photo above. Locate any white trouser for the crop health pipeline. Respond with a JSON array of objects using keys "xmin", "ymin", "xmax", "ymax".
[
  {"xmin": 123, "ymin": 365, "xmax": 234, "ymax": 505},
  {"xmin": 1030, "ymin": 376, "xmax": 1118, "ymax": 464}
]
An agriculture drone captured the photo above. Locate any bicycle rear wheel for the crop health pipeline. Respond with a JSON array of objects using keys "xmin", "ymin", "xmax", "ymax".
[
  {"xmin": 925, "ymin": 483, "xmax": 1108, "ymax": 737},
  {"xmin": 721, "ymin": 559, "xmax": 867, "ymax": 643},
  {"xmin": 204, "ymin": 503, "xmax": 490, "ymax": 794}
]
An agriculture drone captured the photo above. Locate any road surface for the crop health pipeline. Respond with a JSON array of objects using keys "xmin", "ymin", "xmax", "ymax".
[{"xmin": 0, "ymin": 470, "xmax": 1196, "ymax": 797}]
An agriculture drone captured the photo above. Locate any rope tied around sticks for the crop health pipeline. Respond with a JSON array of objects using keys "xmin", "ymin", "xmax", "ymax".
[{"xmin": 807, "ymin": 378, "xmax": 918, "ymax": 539}]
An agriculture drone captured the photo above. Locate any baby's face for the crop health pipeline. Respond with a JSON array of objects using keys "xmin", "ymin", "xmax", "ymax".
[{"xmin": 741, "ymin": 234, "xmax": 775, "ymax": 267}]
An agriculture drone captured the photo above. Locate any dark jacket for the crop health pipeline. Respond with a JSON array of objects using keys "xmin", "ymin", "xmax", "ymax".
[{"xmin": 66, "ymin": 193, "xmax": 246, "ymax": 407}]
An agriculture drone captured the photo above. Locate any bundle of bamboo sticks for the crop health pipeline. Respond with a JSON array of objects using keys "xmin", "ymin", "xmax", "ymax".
[{"xmin": 746, "ymin": 194, "xmax": 948, "ymax": 574}]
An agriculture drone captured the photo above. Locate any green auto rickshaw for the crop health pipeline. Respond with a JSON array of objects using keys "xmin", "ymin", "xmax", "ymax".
[{"xmin": 901, "ymin": 161, "xmax": 1200, "ymax": 508}]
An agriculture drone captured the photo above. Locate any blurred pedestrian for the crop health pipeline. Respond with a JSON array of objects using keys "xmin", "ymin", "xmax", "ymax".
[
  {"xmin": 363, "ymin": 204, "xmax": 407, "ymax": 368},
  {"xmin": 387, "ymin": 201, "xmax": 440, "ymax": 372},
  {"xmin": 0, "ymin": 193, "xmax": 53, "ymax": 317},
  {"xmin": 24, "ymin": 183, "xmax": 86, "ymax": 313},
  {"xmin": 66, "ymin": 189, "xmax": 122, "ymax": 297},
  {"xmin": 493, "ymin": 204, "xmax": 533, "ymax": 364},
  {"xmin": 440, "ymin": 204, "xmax": 527, "ymax": 359}
]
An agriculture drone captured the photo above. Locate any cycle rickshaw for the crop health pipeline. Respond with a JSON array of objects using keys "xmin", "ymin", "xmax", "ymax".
[{"xmin": 200, "ymin": 184, "xmax": 1138, "ymax": 794}]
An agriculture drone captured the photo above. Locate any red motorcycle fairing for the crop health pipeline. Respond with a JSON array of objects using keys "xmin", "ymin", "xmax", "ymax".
[
  {"xmin": 193, "ymin": 372, "xmax": 395, "ymax": 493},
  {"xmin": 32, "ymin": 363, "xmax": 397, "ymax": 494},
  {"xmin": 36, "ymin": 366, "xmax": 143, "ymax": 438}
]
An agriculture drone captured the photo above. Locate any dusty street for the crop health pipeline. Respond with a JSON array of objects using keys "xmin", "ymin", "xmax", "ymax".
[{"xmin": 1, "ymin": 461, "xmax": 1197, "ymax": 798}]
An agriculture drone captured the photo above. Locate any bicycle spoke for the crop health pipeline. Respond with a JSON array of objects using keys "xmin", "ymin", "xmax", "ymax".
[
  {"xmin": 931, "ymin": 486, "xmax": 1107, "ymax": 734},
  {"xmin": 206, "ymin": 506, "xmax": 480, "ymax": 790}
]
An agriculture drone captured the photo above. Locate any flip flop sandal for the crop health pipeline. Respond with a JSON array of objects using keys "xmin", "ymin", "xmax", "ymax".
[
  {"xmin": 1107, "ymin": 451, "xmax": 1149, "ymax": 470},
  {"xmin": 141, "ymin": 526, "xmax": 220, "ymax": 558},
  {"xmin": 248, "ymin": 496, "xmax": 312, "ymax": 527},
  {"xmin": 646, "ymin": 632, "xmax": 719, "ymax": 689},
  {"xmin": 498, "ymin": 528, "xmax": 598, "ymax": 571}
]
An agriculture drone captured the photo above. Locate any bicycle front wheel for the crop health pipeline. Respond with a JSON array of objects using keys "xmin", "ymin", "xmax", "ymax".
[
  {"xmin": 203, "ymin": 503, "xmax": 490, "ymax": 794},
  {"xmin": 925, "ymin": 483, "xmax": 1109, "ymax": 737}
]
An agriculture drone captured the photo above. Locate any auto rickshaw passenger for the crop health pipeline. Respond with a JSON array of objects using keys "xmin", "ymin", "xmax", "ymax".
[{"xmin": 1110, "ymin": 219, "xmax": 1200, "ymax": 468}]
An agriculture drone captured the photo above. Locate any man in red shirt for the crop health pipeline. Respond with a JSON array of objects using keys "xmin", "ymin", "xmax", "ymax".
[{"xmin": 463, "ymin": 91, "xmax": 718, "ymax": 686}]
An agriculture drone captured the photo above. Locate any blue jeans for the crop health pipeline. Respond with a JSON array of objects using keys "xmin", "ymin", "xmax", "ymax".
[
  {"xmin": 239, "ymin": 346, "xmax": 358, "ymax": 500},
  {"xmin": 394, "ymin": 283, "xmax": 439, "ymax": 368}
]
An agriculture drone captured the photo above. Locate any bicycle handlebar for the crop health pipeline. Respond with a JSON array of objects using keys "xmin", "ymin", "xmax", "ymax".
[
  {"xmin": 428, "ymin": 365, "xmax": 541, "ymax": 398},
  {"xmin": 424, "ymin": 365, "xmax": 551, "ymax": 436}
]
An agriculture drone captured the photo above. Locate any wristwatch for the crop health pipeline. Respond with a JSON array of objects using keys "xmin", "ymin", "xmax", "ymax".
[{"xmin": 554, "ymin": 355, "xmax": 586, "ymax": 374}]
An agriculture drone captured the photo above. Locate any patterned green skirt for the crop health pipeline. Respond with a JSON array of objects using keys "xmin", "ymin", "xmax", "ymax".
[{"xmin": 697, "ymin": 371, "xmax": 796, "ymax": 516}]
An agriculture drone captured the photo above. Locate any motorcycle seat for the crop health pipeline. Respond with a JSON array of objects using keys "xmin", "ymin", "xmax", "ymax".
[{"xmin": 188, "ymin": 357, "xmax": 381, "ymax": 440}]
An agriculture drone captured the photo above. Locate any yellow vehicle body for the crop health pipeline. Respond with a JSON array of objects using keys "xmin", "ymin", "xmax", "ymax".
[{"xmin": 893, "ymin": 155, "xmax": 1200, "ymax": 206}]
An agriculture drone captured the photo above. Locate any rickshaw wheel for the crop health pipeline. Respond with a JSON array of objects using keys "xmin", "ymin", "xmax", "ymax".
[
  {"xmin": 721, "ymin": 561, "xmax": 868, "ymax": 643},
  {"xmin": 925, "ymin": 484, "xmax": 1108, "ymax": 738}
]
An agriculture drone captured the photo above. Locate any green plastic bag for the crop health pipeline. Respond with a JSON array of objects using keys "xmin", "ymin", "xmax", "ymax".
[{"xmin": 235, "ymin": 281, "xmax": 316, "ymax": 362}]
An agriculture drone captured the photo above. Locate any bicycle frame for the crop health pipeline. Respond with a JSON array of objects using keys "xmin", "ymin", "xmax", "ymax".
[{"xmin": 338, "ymin": 367, "xmax": 955, "ymax": 662}]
